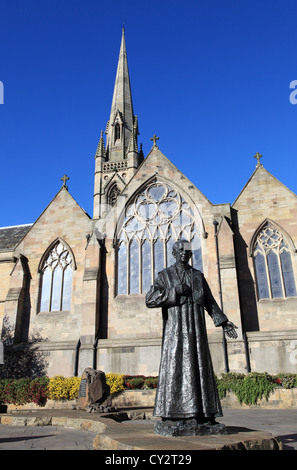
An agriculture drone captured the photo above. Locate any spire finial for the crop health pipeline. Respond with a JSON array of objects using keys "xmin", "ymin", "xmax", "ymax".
[
  {"xmin": 95, "ymin": 130, "xmax": 106, "ymax": 158},
  {"xmin": 253, "ymin": 152, "xmax": 263, "ymax": 168}
]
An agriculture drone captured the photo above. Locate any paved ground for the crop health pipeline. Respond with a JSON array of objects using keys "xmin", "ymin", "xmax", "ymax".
[
  {"xmin": 0, "ymin": 408, "xmax": 296, "ymax": 450},
  {"xmin": 222, "ymin": 409, "xmax": 297, "ymax": 450},
  {"xmin": 0, "ymin": 424, "xmax": 95, "ymax": 450}
]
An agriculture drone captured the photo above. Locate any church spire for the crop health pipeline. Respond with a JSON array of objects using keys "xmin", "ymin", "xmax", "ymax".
[
  {"xmin": 105, "ymin": 28, "xmax": 137, "ymax": 162},
  {"xmin": 93, "ymin": 29, "xmax": 142, "ymax": 219}
]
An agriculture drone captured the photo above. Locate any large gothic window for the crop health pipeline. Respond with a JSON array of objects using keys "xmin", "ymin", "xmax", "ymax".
[
  {"xmin": 253, "ymin": 223, "xmax": 297, "ymax": 300},
  {"xmin": 116, "ymin": 181, "xmax": 203, "ymax": 295},
  {"xmin": 39, "ymin": 241, "xmax": 74, "ymax": 312}
]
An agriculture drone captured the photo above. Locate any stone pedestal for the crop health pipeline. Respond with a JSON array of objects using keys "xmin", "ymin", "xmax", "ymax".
[{"xmin": 154, "ymin": 418, "xmax": 227, "ymax": 437}]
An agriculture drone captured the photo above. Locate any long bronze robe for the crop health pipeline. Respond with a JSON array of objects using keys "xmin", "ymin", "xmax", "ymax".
[{"xmin": 145, "ymin": 264, "xmax": 228, "ymax": 419}]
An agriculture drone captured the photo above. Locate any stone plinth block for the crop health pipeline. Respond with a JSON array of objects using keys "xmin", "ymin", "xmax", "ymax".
[{"xmin": 154, "ymin": 418, "xmax": 227, "ymax": 437}]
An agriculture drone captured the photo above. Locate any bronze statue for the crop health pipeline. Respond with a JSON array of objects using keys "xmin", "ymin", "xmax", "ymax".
[{"xmin": 145, "ymin": 239, "xmax": 237, "ymax": 436}]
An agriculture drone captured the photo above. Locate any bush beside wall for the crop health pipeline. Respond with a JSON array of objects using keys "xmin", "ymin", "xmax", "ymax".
[{"xmin": 0, "ymin": 372, "xmax": 297, "ymax": 407}]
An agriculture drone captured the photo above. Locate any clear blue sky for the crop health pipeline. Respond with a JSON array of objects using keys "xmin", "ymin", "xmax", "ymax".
[{"xmin": 1, "ymin": 0, "xmax": 297, "ymax": 226}]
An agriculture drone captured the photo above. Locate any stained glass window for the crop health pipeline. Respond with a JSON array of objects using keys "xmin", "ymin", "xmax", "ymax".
[
  {"xmin": 116, "ymin": 181, "xmax": 203, "ymax": 295},
  {"xmin": 39, "ymin": 241, "xmax": 73, "ymax": 312},
  {"xmin": 253, "ymin": 223, "xmax": 296, "ymax": 300}
]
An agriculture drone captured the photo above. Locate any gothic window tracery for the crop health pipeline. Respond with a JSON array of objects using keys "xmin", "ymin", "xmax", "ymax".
[
  {"xmin": 39, "ymin": 241, "xmax": 73, "ymax": 312},
  {"xmin": 109, "ymin": 185, "xmax": 121, "ymax": 207},
  {"xmin": 253, "ymin": 223, "xmax": 297, "ymax": 300},
  {"xmin": 116, "ymin": 181, "xmax": 202, "ymax": 295}
]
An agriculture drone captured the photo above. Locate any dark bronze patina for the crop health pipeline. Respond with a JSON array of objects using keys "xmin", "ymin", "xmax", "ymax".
[{"xmin": 146, "ymin": 239, "xmax": 237, "ymax": 436}]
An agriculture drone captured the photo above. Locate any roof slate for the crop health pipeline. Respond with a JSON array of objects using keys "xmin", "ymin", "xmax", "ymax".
[{"xmin": 0, "ymin": 225, "xmax": 32, "ymax": 250}]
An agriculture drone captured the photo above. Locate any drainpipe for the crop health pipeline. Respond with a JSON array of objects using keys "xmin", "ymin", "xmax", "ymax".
[
  {"xmin": 243, "ymin": 332, "xmax": 251, "ymax": 373},
  {"xmin": 93, "ymin": 335, "xmax": 99, "ymax": 370},
  {"xmin": 213, "ymin": 220, "xmax": 229, "ymax": 373},
  {"xmin": 74, "ymin": 339, "xmax": 81, "ymax": 377}
]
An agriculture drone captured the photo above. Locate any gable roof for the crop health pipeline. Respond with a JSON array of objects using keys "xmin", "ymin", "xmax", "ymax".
[
  {"xmin": 124, "ymin": 145, "xmax": 213, "ymax": 206},
  {"xmin": 1, "ymin": 187, "xmax": 91, "ymax": 252},
  {"xmin": 232, "ymin": 164, "xmax": 297, "ymax": 208}
]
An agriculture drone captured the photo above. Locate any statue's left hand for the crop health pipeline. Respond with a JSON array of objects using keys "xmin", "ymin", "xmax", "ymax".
[{"xmin": 223, "ymin": 321, "xmax": 238, "ymax": 339}]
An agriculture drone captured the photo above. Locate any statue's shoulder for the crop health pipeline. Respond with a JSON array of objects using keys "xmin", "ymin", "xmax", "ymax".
[
  {"xmin": 155, "ymin": 264, "xmax": 179, "ymax": 282},
  {"xmin": 157, "ymin": 265, "xmax": 174, "ymax": 278}
]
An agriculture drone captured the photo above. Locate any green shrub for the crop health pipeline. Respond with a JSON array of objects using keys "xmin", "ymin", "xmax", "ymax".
[
  {"xmin": 144, "ymin": 377, "xmax": 158, "ymax": 389},
  {"xmin": 1, "ymin": 372, "xmax": 296, "ymax": 408},
  {"xmin": 217, "ymin": 372, "xmax": 276, "ymax": 405},
  {"xmin": 124, "ymin": 375, "xmax": 145, "ymax": 389},
  {"xmin": 0, "ymin": 377, "xmax": 49, "ymax": 406}
]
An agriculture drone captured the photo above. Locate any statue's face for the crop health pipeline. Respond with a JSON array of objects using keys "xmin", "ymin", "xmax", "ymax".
[{"xmin": 172, "ymin": 241, "xmax": 192, "ymax": 264}]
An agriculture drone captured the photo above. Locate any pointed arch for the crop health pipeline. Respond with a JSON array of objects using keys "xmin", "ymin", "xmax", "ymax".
[
  {"xmin": 114, "ymin": 122, "xmax": 121, "ymax": 142},
  {"xmin": 38, "ymin": 238, "xmax": 76, "ymax": 273},
  {"xmin": 251, "ymin": 220, "xmax": 297, "ymax": 300},
  {"xmin": 249, "ymin": 218, "xmax": 297, "ymax": 257},
  {"xmin": 38, "ymin": 238, "xmax": 75, "ymax": 312},
  {"xmin": 115, "ymin": 175, "xmax": 207, "ymax": 242},
  {"xmin": 115, "ymin": 178, "xmax": 204, "ymax": 295},
  {"xmin": 107, "ymin": 182, "xmax": 121, "ymax": 207}
]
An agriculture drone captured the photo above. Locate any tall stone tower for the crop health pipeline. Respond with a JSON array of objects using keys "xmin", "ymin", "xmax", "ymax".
[{"xmin": 93, "ymin": 29, "xmax": 143, "ymax": 219}]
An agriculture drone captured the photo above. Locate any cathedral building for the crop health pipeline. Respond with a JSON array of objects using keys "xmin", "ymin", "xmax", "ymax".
[{"xmin": 1, "ymin": 29, "xmax": 297, "ymax": 377}]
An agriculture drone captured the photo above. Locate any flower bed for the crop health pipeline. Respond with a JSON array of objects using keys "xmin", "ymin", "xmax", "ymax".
[
  {"xmin": 123, "ymin": 375, "xmax": 158, "ymax": 390},
  {"xmin": 0, "ymin": 372, "xmax": 296, "ymax": 408},
  {"xmin": 216, "ymin": 372, "xmax": 297, "ymax": 405},
  {"xmin": 0, "ymin": 377, "xmax": 49, "ymax": 407}
]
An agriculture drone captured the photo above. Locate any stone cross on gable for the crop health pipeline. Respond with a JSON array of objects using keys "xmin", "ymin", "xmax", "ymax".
[
  {"xmin": 61, "ymin": 174, "xmax": 69, "ymax": 188},
  {"xmin": 253, "ymin": 152, "xmax": 263, "ymax": 168},
  {"xmin": 151, "ymin": 134, "xmax": 159, "ymax": 148}
]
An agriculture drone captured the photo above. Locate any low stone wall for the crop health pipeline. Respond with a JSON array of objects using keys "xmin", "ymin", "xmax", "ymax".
[
  {"xmin": 221, "ymin": 387, "xmax": 297, "ymax": 409},
  {"xmin": 6, "ymin": 399, "xmax": 77, "ymax": 412},
  {"xmin": 112, "ymin": 387, "xmax": 297, "ymax": 409},
  {"xmin": 4, "ymin": 387, "xmax": 297, "ymax": 411}
]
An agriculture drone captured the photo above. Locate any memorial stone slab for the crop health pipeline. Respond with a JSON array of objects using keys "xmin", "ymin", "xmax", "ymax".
[{"xmin": 76, "ymin": 367, "xmax": 110, "ymax": 410}]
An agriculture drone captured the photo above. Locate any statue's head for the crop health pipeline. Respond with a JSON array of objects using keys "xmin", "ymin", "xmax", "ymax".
[{"xmin": 172, "ymin": 239, "xmax": 192, "ymax": 265}]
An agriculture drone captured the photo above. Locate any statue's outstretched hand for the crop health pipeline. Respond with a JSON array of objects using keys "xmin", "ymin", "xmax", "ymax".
[{"xmin": 223, "ymin": 321, "xmax": 238, "ymax": 339}]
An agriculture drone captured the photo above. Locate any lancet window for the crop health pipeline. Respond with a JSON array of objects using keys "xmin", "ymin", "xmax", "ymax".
[
  {"xmin": 39, "ymin": 241, "xmax": 74, "ymax": 312},
  {"xmin": 114, "ymin": 123, "xmax": 121, "ymax": 142},
  {"xmin": 253, "ymin": 223, "xmax": 297, "ymax": 300},
  {"xmin": 109, "ymin": 184, "xmax": 121, "ymax": 207},
  {"xmin": 116, "ymin": 181, "xmax": 202, "ymax": 295}
]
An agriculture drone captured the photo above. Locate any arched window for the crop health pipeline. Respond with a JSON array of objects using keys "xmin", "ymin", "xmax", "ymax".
[
  {"xmin": 109, "ymin": 184, "xmax": 120, "ymax": 207},
  {"xmin": 116, "ymin": 180, "xmax": 203, "ymax": 295},
  {"xmin": 39, "ymin": 241, "xmax": 74, "ymax": 312},
  {"xmin": 253, "ymin": 223, "xmax": 297, "ymax": 300}
]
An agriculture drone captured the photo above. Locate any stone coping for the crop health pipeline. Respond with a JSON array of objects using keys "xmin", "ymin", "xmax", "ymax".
[{"xmin": 0, "ymin": 409, "xmax": 282, "ymax": 450}]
